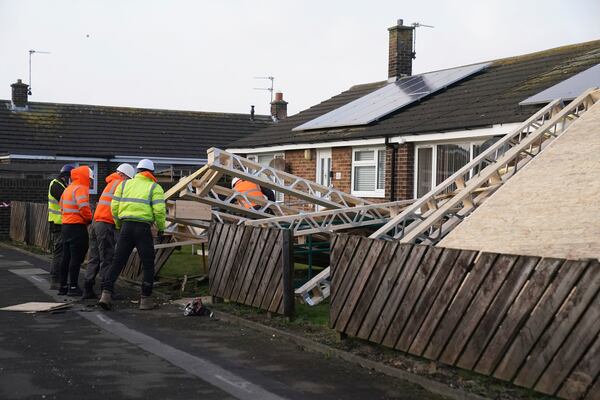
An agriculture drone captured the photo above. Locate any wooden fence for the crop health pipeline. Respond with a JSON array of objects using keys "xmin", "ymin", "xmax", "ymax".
[
  {"xmin": 208, "ymin": 223, "xmax": 294, "ymax": 317},
  {"xmin": 330, "ymin": 234, "xmax": 600, "ymax": 400},
  {"xmin": 10, "ymin": 201, "xmax": 51, "ymax": 251}
]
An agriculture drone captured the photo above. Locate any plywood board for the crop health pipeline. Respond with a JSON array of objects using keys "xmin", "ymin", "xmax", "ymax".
[
  {"xmin": 175, "ymin": 200, "xmax": 212, "ymax": 221},
  {"xmin": 440, "ymin": 101, "xmax": 600, "ymax": 260},
  {"xmin": 0, "ymin": 302, "xmax": 71, "ymax": 312}
]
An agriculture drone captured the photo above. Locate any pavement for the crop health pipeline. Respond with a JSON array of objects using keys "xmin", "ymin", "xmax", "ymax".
[{"xmin": 0, "ymin": 244, "xmax": 448, "ymax": 400}]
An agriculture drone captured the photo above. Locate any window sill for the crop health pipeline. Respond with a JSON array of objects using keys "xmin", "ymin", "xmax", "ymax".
[{"xmin": 351, "ymin": 190, "xmax": 385, "ymax": 199}]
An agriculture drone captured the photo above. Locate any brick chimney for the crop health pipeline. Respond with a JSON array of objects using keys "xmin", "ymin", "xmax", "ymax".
[
  {"xmin": 270, "ymin": 92, "xmax": 288, "ymax": 121},
  {"xmin": 11, "ymin": 79, "xmax": 29, "ymax": 108},
  {"xmin": 388, "ymin": 19, "xmax": 415, "ymax": 79}
]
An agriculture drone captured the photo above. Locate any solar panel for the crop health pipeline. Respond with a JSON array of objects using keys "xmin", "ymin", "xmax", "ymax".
[
  {"xmin": 519, "ymin": 63, "xmax": 600, "ymax": 106},
  {"xmin": 293, "ymin": 62, "xmax": 491, "ymax": 132}
]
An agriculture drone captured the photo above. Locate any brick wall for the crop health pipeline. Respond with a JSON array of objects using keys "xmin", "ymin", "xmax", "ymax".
[
  {"xmin": 283, "ymin": 149, "xmax": 316, "ymax": 210},
  {"xmin": 385, "ymin": 143, "xmax": 414, "ymax": 201}
]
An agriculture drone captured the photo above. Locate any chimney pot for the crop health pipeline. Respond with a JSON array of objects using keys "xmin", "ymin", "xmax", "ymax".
[
  {"xmin": 388, "ymin": 19, "xmax": 415, "ymax": 79},
  {"xmin": 270, "ymin": 92, "xmax": 288, "ymax": 121},
  {"xmin": 10, "ymin": 79, "xmax": 29, "ymax": 108}
]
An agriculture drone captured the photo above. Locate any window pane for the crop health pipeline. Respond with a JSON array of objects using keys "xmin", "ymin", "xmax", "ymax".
[
  {"xmin": 377, "ymin": 150, "xmax": 385, "ymax": 190},
  {"xmin": 354, "ymin": 166, "xmax": 376, "ymax": 191},
  {"xmin": 436, "ymin": 144, "xmax": 470, "ymax": 188},
  {"xmin": 417, "ymin": 148, "xmax": 432, "ymax": 198},
  {"xmin": 258, "ymin": 154, "xmax": 274, "ymax": 165},
  {"xmin": 354, "ymin": 150, "xmax": 375, "ymax": 161}
]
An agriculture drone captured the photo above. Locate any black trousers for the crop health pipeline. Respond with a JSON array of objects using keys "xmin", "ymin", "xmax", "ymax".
[
  {"xmin": 49, "ymin": 223, "xmax": 67, "ymax": 283},
  {"xmin": 60, "ymin": 224, "xmax": 89, "ymax": 288},
  {"xmin": 102, "ymin": 221, "xmax": 155, "ymax": 297}
]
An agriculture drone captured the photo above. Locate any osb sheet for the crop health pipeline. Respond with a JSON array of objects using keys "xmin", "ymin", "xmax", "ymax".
[
  {"xmin": 441, "ymin": 100, "xmax": 600, "ymax": 260},
  {"xmin": 0, "ymin": 302, "xmax": 71, "ymax": 313}
]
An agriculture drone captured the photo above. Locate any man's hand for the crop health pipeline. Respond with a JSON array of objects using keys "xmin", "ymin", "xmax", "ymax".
[{"xmin": 157, "ymin": 231, "xmax": 164, "ymax": 239}]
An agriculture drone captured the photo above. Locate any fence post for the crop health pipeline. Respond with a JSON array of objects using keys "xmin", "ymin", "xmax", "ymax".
[{"xmin": 281, "ymin": 228, "xmax": 295, "ymax": 320}]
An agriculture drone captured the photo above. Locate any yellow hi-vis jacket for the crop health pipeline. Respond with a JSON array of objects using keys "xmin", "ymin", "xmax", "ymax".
[
  {"xmin": 111, "ymin": 171, "xmax": 166, "ymax": 231},
  {"xmin": 47, "ymin": 178, "xmax": 66, "ymax": 224}
]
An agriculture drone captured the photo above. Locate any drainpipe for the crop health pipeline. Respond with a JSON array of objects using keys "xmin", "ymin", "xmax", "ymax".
[{"xmin": 385, "ymin": 137, "xmax": 398, "ymax": 202}]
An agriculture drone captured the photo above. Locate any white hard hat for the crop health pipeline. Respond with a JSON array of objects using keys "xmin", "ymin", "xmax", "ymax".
[
  {"xmin": 136, "ymin": 159, "xmax": 154, "ymax": 171},
  {"xmin": 232, "ymin": 177, "xmax": 240, "ymax": 188},
  {"xmin": 117, "ymin": 163, "xmax": 135, "ymax": 178},
  {"xmin": 87, "ymin": 167, "xmax": 95, "ymax": 180}
]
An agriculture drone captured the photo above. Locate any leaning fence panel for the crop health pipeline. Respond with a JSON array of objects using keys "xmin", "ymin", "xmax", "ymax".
[{"xmin": 329, "ymin": 233, "xmax": 600, "ymax": 400}]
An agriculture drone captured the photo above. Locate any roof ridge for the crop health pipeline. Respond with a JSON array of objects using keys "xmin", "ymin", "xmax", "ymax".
[{"xmin": 0, "ymin": 99, "xmax": 271, "ymax": 119}]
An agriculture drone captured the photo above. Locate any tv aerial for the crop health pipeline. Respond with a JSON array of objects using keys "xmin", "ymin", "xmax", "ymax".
[
  {"xmin": 253, "ymin": 76, "xmax": 275, "ymax": 103},
  {"xmin": 28, "ymin": 49, "xmax": 51, "ymax": 95},
  {"xmin": 410, "ymin": 22, "xmax": 434, "ymax": 59}
]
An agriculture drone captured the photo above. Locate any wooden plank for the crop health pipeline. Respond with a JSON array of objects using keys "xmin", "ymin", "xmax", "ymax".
[
  {"xmin": 409, "ymin": 249, "xmax": 477, "ymax": 356},
  {"xmin": 213, "ymin": 225, "xmax": 245, "ymax": 298},
  {"xmin": 252, "ymin": 231, "xmax": 283, "ymax": 308},
  {"xmin": 473, "ymin": 257, "xmax": 563, "ymax": 375},
  {"xmin": 334, "ymin": 240, "xmax": 387, "ymax": 332},
  {"xmin": 356, "ymin": 244, "xmax": 413, "ymax": 341},
  {"xmin": 164, "ymin": 165, "xmax": 208, "ymax": 199},
  {"xmin": 207, "ymin": 223, "xmax": 224, "ymax": 284},
  {"xmin": 344, "ymin": 241, "xmax": 399, "ymax": 338},
  {"xmin": 175, "ymin": 200, "xmax": 212, "ymax": 220},
  {"xmin": 237, "ymin": 228, "xmax": 272, "ymax": 304},
  {"xmin": 223, "ymin": 227, "xmax": 255, "ymax": 299},
  {"xmin": 153, "ymin": 239, "xmax": 206, "ymax": 249},
  {"xmin": 395, "ymin": 248, "xmax": 462, "ymax": 352},
  {"xmin": 440, "ymin": 254, "xmax": 519, "ymax": 365},
  {"xmin": 330, "ymin": 235, "xmax": 359, "ymax": 301},
  {"xmin": 458, "ymin": 255, "xmax": 541, "ymax": 370},
  {"xmin": 514, "ymin": 260, "xmax": 599, "ymax": 389},
  {"xmin": 244, "ymin": 229, "xmax": 280, "ymax": 305},
  {"xmin": 536, "ymin": 291, "xmax": 600, "ymax": 396},
  {"xmin": 381, "ymin": 246, "xmax": 444, "ymax": 348},
  {"xmin": 558, "ymin": 333, "xmax": 600, "ymax": 399},
  {"xmin": 281, "ymin": 229, "xmax": 294, "ymax": 318},
  {"xmin": 261, "ymin": 259, "xmax": 283, "ymax": 311},
  {"xmin": 229, "ymin": 227, "xmax": 262, "ymax": 302},
  {"xmin": 423, "ymin": 253, "xmax": 497, "ymax": 360},
  {"xmin": 493, "ymin": 259, "xmax": 588, "ymax": 382},
  {"xmin": 368, "ymin": 245, "xmax": 427, "ymax": 344},
  {"xmin": 208, "ymin": 224, "xmax": 232, "ymax": 294},
  {"xmin": 584, "ymin": 377, "xmax": 600, "ymax": 400},
  {"xmin": 330, "ymin": 237, "xmax": 374, "ymax": 328},
  {"xmin": 211, "ymin": 224, "xmax": 238, "ymax": 297}
]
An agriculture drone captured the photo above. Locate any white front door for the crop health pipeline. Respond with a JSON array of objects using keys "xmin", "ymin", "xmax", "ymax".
[
  {"xmin": 316, "ymin": 148, "xmax": 332, "ymax": 187},
  {"xmin": 316, "ymin": 148, "xmax": 332, "ymax": 210}
]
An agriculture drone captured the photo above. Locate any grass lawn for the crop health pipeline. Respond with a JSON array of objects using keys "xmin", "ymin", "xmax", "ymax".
[{"xmin": 158, "ymin": 245, "xmax": 207, "ymax": 279}]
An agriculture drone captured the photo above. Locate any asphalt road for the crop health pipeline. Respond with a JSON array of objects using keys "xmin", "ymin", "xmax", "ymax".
[{"xmin": 0, "ymin": 245, "xmax": 446, "ymax": 400}]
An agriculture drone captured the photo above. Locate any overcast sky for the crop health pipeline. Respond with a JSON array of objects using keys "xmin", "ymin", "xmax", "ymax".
[{"xmin": 1, "ymin": 0, "xmax": 599, "ymax": 116}]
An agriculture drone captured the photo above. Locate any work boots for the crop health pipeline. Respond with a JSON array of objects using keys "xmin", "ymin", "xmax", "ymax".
[
  {"xmin": 67, "ymin": 286, "xmax": 83, "ymax": 297},
  {"xmin": 57, "ymin": 286, "xmax": 68, "ymax": 296},
  {"xmin": 98, "ymin": 290, "xmax": 112, "ymax": 310},
  {"xmin": 81, "ymin": 281, "xmax": 98, "ymax": 300},
  {"xmin": 139, "ymin": 296, "xmax": 155, "ymax": 310}
]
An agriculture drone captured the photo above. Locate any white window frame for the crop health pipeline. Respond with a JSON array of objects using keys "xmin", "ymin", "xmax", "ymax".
[
  {"xmin": 74, "ymin": 161, "xmax": 99, "ymax": 195},
  {"xmin": 351, "ymin": 146, "xmax": 386, "ymax": 198},
  {"xmin": 247, "ymin": 152, "xmax": 285, "ymax": 202},
  {"xmin": 413, "ymin": 140, "xmax": 484, "ymax": 199}
]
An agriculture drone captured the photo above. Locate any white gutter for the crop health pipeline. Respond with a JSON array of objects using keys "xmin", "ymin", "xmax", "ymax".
[
  {"xmin": 0, "ymin": 154, "xmax": 206, "ymax": 165},
  {"xmin": 0, "ymin": 154, "xmax": 107, "ymax": 161},
  {"xmin": 112, "ymin": 155, "xmax": 206, "ymax": 165},
  {"xmin": 227, "ymin": 123, "xmax": 522, "ymax": 154},
  {"xmin": 227, "ymin": 138, "xmax": 386, "ymax": 154},
  {"xmin": 389, "ymin": 123, "xmax": 522, "ymax": 143}
]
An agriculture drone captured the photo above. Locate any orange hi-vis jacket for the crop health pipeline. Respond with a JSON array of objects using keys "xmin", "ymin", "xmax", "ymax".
[
  {"xmin": 233, "ymin": 179, "xmax": 266, "ymax": 209},
  {"xmin": 60, "ymin": 166, "xmax": 93, "ymax": 225},
  {"xmin": 93, "ymin": 172, "xmax": 126, "ymax": 224}
]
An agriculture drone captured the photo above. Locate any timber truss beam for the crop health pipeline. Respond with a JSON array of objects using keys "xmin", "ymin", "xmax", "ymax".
[{"xmin": 370, "ymin": 88, "xmax": 600, "ymax": 243}]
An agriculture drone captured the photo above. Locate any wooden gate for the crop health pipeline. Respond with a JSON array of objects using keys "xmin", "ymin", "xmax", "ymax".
[
  {"xmin": 208, "ymin": 223, "xmax": 294, "ymax": 317},
  {"xmin": 330, "ymin": 234, "xmax": 600, "ymax": 400},
  {"xmin": 10, "ymin": 201, "xmax": 51, "ymax": 251}
]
